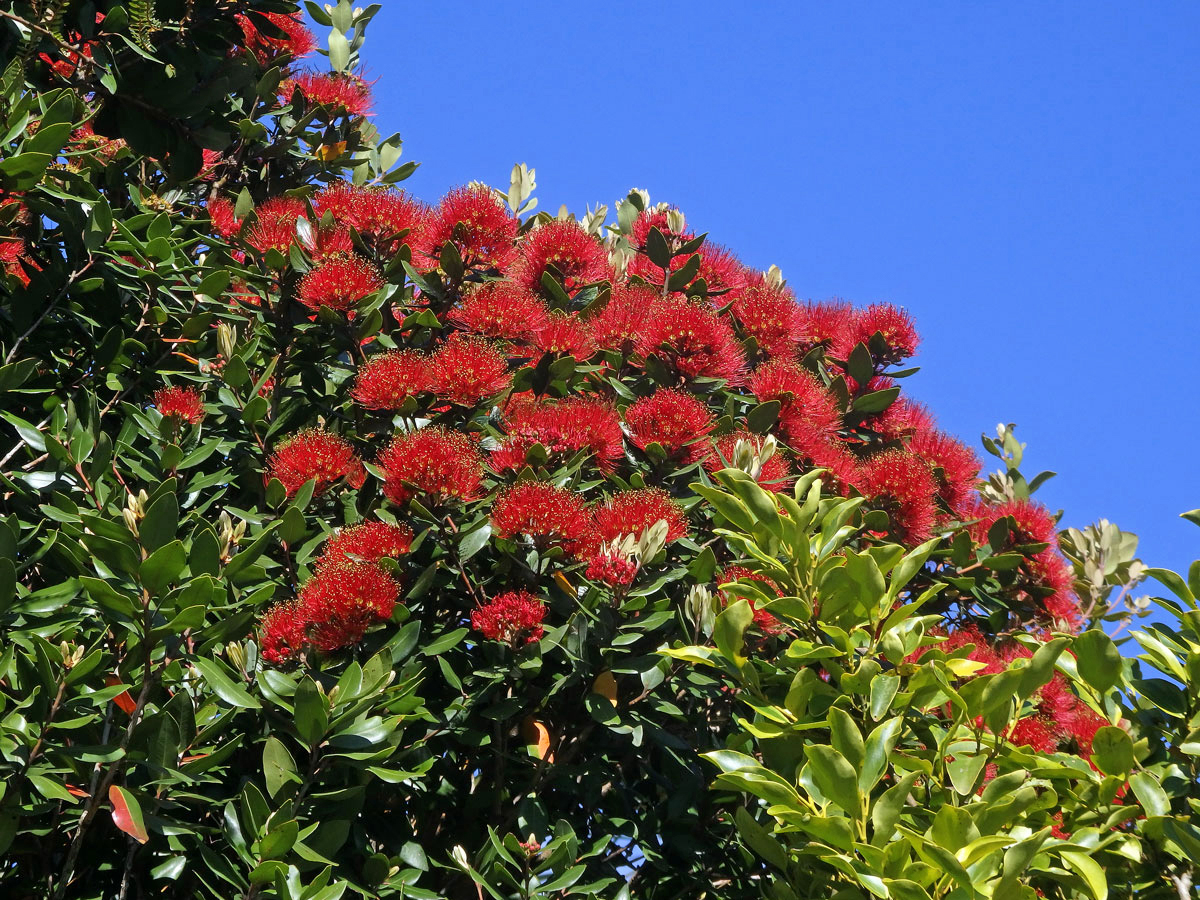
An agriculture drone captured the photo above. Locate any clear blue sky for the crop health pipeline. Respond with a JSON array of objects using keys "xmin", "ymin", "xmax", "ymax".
[{"xmin": 355, "ymin": 2, "xmax": 1200, "ymax": 584}]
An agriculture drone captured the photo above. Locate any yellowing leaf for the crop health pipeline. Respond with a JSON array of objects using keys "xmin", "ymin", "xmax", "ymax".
[
  {"xmin": 593, "ymin": 671, "xmax": 618, "ymax": 707},
  {"xmin": 552, "ymin": 571, "xmax": 574, "ymax": 594},
  {"xmin": 315, "ymin": 141, "xmax": 346, "ymax": 162},
  {"xmin": 946, "ymin": 658, "xmax": 988, "ymax": 678},
  {"xmin": 521, "ymin": 717, "xmax": 553, "ymax": 761}
]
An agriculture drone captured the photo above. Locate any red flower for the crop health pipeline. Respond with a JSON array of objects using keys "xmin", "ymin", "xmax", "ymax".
[
  {"xmin": 303, "ymin": 223, "xmax": 355, "ymax": 260},
  {"xmin": 237, "ymin": 12, "xmax": 316, "ymax": 63},
  {"xmin": 296, "ymin": 561, "xmax": 400, "ymax": 652},
  {"xmin": 624, "ymin": 389, "xmax": 716, "ymax": 464},
  {"xmin": 589, "ymin": 284, "xmax": 660, "ymax": 355},
  {"xmin": 425, "ymin": 185, "xmax": 519, "ymax": 271},
  {"xmin": 731, "ymin": 279, "xmax": 804, "ymax": 358},
  {"xmin": 637, "ymin": 298, "xmax": 747, "ymax": 384},
  {"xmin": 279, "ymin": 72, "xmax": 372, "ymax": 116},
  {"xmin": 797, "ymin": 301, "xmax": 854, "ymax": 352},
  {"xmin": 260, "ymin": 601, "xmax": 307, "ymax": 665},
  {"xmin": 495, "ymin": 396, "xmax": 623, "ymax": 474},
  {"xmin": 377, "ymin": 427, "xmax": 483, "ymax": 505},
  {"xmin": 246, "ymin": 196, "xmax": 307, "ymax": 255},
  {"xmin": 514, "ymin": 220, "xmax": 612, "ymax": 294},
  {"xmin": 319, "ymin": 520, "xmax": 414, "ymax": 567},
  {"xmin": 719, "ymin": 566, "xmax": 786, "ymax": 634},
  {"xmin": 909, "ymin": 427, "xmax": 980, "ymax": 513},
  {"xmin": 352, "ymin": 351, "xmax": 431, "ymax": 410},
  {"xmin": 872, "ymin": 397, "xmax": 935, "ymax": 440},
  {"xmin": 471, "ymin": 591, "xmax": 546, "ymax": 646},
  {"xmin": 153, "ymin": 385, "xmax": 205, "ymax": 425},
  {"xmin": 533, "ymin": 312, "xmax": 595, "ymax": 360},
  {"xmin": 268, "ymin": 429, "xmax": 366, "ymax": 497},
  {"xmin": 449, "ymin": 283, "xmax": 549, "ymax": 343},
  {"xmin": 314, "ymin": 182, "xmax": 431, "ymax": 255},
  {"xmin": 297, "ymin": 255, "xmax": 383, "ymax": 312},
  {"xmin": 855, "ymin": 450, "xmax": 939, "ymax": 545},
  {"xmin": 789, "ymin": 425, "xmax": 860, "ymax": 495},
  {"xmin": 630, "ymin": 208, "xmax": 692, "ymax": 248},
  {"xmin": 593, "ymin": 489, "xmax": 688, "ymax": 547},
  {"xmin": 748, "ymin": 359, "xmax": 842, "ymax": 441},
  {"xmin": 585, "ymin": 553, "xmax": 638, "ymax": 587},
  {"xmin": 842, "ymin": 303, "xmax": 920, "ymax": 363},
  {"xmin": 428, "ymin": 334, "xmax": 511, "ymax": 406},
  {"xmin": 491, "ymin": 481, "xmax": 594, "ymax": 558},
  {"xmin": 705, "ymin": 431, "xmax": 793, "ymax": 493},
  {"xmin": 207, "ymin": 196, "xmax": 242, "ymax": 239}
]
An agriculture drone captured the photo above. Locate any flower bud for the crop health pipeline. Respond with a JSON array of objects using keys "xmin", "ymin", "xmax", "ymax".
[
  {"xmin": 226, "ymin": 642, "xmax": 245, "ymax": 671},
  {"xmin": 666, "ymin": 208, "xmax": 686, "ymax": 236},
  {"xmin": 217, "ymin": 323, "xmax": 236, "ymax": 361}
]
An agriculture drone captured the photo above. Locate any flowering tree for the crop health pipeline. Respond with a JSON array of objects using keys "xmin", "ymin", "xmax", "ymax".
[{"xmin": 0, "ymin": 2, "xmax": 1195, "ymax": 899}]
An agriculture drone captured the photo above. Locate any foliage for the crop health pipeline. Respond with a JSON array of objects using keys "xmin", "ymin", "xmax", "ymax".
[{"xmin": 0, "ymin": 2, "xmax": 1185, "ymax": 899}]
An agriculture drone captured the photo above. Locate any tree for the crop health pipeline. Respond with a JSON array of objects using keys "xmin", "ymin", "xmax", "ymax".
[{"xmin": 0, "ymin": 2, "xmax": 1190, "ymax": 899}]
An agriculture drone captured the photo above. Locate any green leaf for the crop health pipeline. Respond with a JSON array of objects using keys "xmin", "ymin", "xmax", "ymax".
[
  {"xmin": 140, "ymin": 491, "xmax": 179, "ymax": 553},
  {"xmin": 193, "ymin": 657, "xmax": 262, "ymax": 709},
  {"xmin": 1091, "ymin": 726, "xmax": 1134, "ymax": 776},
  {"xmin": 422, "ymin": 627, "xmax": 468, "ymax": 656},
  {"xmin": 293, "ymin": 677, "xmax": 328, "ymax": 746},
  {"xmin": 804, "ymin": 745, "xmax": 860, "ymax": 816},
  {"xmin": 263, "ymin": 737, "xmax": 297, "ymax": 799},
  {"xmin": 1061, "ymin": 850, "xmax": 1108, "ymax": 900},
  {"xmin": 746, "ymin": 401, "xmax": 780, "ymax": 434},
  {"xmin": 645, "ymin": 226, "xmax": 672, "ymax": 269},
  {"xmin": 714, "ymin": 599, "xmax": 753, "ymax": 667},
  {"xmin": 860, "ymin": 717, "xmax": 902, "ymax": 792},
  {"xmin": 1129, "ymin": 771, "xmax": 1170, "ymax": 817},
  {"xmin": 930, "ymin": 805, "xmax": 977, "ymax": 853},
  {"xmin": 1074, "ymin": 629, "xmax": 1122, "ymax": 692},
  {"xmin": 828, "ymin": 707, "xmax": 864, "ymax": 770},
  {"xmin": 140, "ymin": 540, "xmax": 186, "ymax": 594}
]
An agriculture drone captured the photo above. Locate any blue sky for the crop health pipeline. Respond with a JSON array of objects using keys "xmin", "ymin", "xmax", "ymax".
[{"xmin": 354, "ymin": 2, "xmax": 1199, "ymax": 585}]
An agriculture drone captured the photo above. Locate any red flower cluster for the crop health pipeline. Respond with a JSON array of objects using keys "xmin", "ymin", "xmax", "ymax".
[
  {"xmin": 297, "ymin": 255, "xmax": 383, "ymax": 311},
  {"xmin": 424, "ymin": 185, "xmax": 518, "ymax": 270},
  {"xmin": 592, "ymin": 489, "xmax": 688, "ymax": 547},
  {"xmin": 351, "ymin": 351, "xmax": 429, "ymax": 410},
  {"xmin": 279, "ymin": 73, "xmax": 373, "ymax": 116},
  {"xmin": 207, "ymin": 197, "xmax": 242, "ymax": 239},
  {"xmin": 515, "ymin": 220, "xmax": 612, "ymax": 294},
  {"xmin": 855, "ymin": 451, "xmax": 938, "ymax": 545},
  {"xmin": 246, "ymin": 196, "xmax": 307, "ymax": 255},
  {"xmin": 315, "ymin": 183, "xmax": 430, "ymax": 255},
  {"xmin": 427, "ymin": 335, "xmax": 512, "ymax": 406},
  {"xmin": 153, "ymin": 385, "xmax": 205, "ymax": 425},
  {"xmin": 377, "ymin": 427, "xmax": 483, "ymax": 506},
  {"xmin": 237, "ymin": 12, "xmax": 315, "ymax": 64},
  {"xmin": 260, "ymin": 560, "xmax": 400, "ymax": 663},
  {"xmin": 320, "ymin": 520, "xmax": 414, "ymax": 567},
  {"xmin": 494, "ymin": 396, "xmax": 623, "ymax": 474},
  {"xmin": 491, "ymin": 481, "xmax": 593, "ymax": 558},
  {"xmin": 704, "ymin": 431, "xmax": 793, "ymax": 492},
  {"xmin": 719, "ymin": 566, "xmax": 786, "ymax": 634},
  {"xmin": 624, "ymin": 389, "xmax": 716, "ymax": 463},
  {"xmin": 638, "ymin": 298, "xmax": 746, "ymax": 384},
  {"xmin": 449, "ymin": 283, "xmax": 549, "ymax": 342},
  {"xmin": 268, "ymin": 430, "xmax": 366, "ymax": 497},
  {"xmin": 471, "ymin": 591, "xmax": 546, "ymax": 646}
]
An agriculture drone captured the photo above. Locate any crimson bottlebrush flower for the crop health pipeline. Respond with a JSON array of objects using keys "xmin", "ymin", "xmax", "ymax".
[
  {"xmin": 909, "ymin": 427, "xmax": 980, "ymax": 513},
  {"xmin": 1008, "ymin": 715, "xmax": 1060, "ymax": 754},
  {"xmin": 303, "ymin": 223, "xmax": 355, "ymax": 260},
  {"xmin": 637, "ymin": 297, "xmax": 746, "ymax": 384},
  {"xmin": 593, "ymin": 489, "xmax": 688, "ymax": 546},
  {"xmin": 153, "ymin": 385, "xmax": 205, "ymax": 424},
  {"xmin": 67, "ymin": 122, "xmax": 125, "ymax": 162},
  {"xmin": 748, "ymin": 359, "xmax": 842, "ymax": 440},
  {"xmin": 296, "ymin": 561, "xmax": 400, "ymax": 652},
  {"xmin": 514, "ymin": 220, "xmax": 612, "ymax": 294},
  {"xmin": 871, "ymin": 397, "xmax": 935, "ymax": 440},
  {"xmin": 314, "ymin": 182, "xmax": 431, "ymax": 255},
  {"xmin": 585, "ymin": 552, "xmax": 638, "ymax": 587},
  {"xmin": 377, "ymin": 427, "xmax": 484, "ymax": 506},
  {"xmin": 237, "ymin": 12, "xmax": 316, "ymax": 63},
  {"xmin": 297, "ymin": 255, "xmax": 383, "ymax": 312},
  {"xmin": 532, "ymin": 312, "xmax": 596, "ymax": 360},
  {"xmin": 351, "ymin": 351, "xmax": 431, "ymax": 410},
  {"xmin": 0, "ymin": 240, "xmax": 33, "ymax": 286},
  {"xmin": 260, "ymin": 601, "xmax": 307, "ymax": 665},
  {"xmin": 589, "ymin": 284, "xmax": 660, "ymax": 355},
  {"xmin": 797, "ymin": 300, "xmax": 855, "ymax": 351},
  {"xmin": 279, "ymin": 72, "xmax": 372, "ymax": 116},
  {"xmin": 268, "ymin": 429, "xmax": 366, "ymax": 497},
  {"xmin": 490, "ymin": 481, "xmax": 594, "ymax": 558},
  {"xmin": 631, "ymin": 208, "xmax": 691, "ymax": 248},
  {"xmin": 495, "ymin": 396, "xmax": 623, "ymax": 474},
  {"xmin": 624, "ymin": 389, "xmax": 716, "ymax": 464},
  {"xmin": 855, "ymin": 450, "xmax": 939, "ymax": 545},
  {"xmin": 789, "ymin": 425, "xmax": 861, "ymax": 496},
  {"xmin": 471, "ymin": 591, "xmax": 546, "ymax": 646},
  {"xmin": 842, "ymin": 303, "xmax": 920, "ymax": 363},
  {"xmin": 207, "ymin": 196, "xmax": 242, "ymax": 239},
  {"xmin": 969, "ymin": 499, "xmax": 1080, "ymax": 626},
  {"xmin": 425, "ymin": 184, "xmax": 519, "ymax": 270},
  {"xmin": 730, "ymin": 279, "xmax": 804, "ymax": 358},
  {"xmin": 719, "ymin": 565, "xmax": 785, "ymax": 634},
  {"xmin": 319, "ymin": 520, "xmax": 414, "ymax": 567},
  {"xmin": 245, "ymin": 195, "xmax": 307, "ymax": 254},
  {"xmin": 428, "ymin": 334, "xmax": 512, "ymax": 406},
  {"xmin": 449, "ymin": 283, "xmax": 550, "ymax": 342},
  {"xmin": 704, "ymin": 431, "xmax": 793, "ymax": 493}
]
